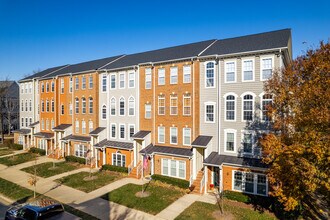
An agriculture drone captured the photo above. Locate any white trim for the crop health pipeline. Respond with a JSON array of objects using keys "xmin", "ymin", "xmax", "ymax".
[
  {"xmin": 128, "ymin": 96, "xmax": 135, "ymax": 116},
  {"xmin": 145, "ymin": 68, "xmax": 152, "ymax": 89},
  {"xmin": 119, "ymin": 96, "xmax": 125, "ymax": 116},
  {"xmin": 101, "ymin": 104, "xmax": 107, "ymax": 120},
  {"xmin": 232, "ymin": 170, "xmax": 268, "ymax": 196},
  {"xmin": 183, "ymin": 65, "xmax": 191, "ymax": 84},
  {"xmin": 241, "ymin": 58, "xmax": 255, "ymax": 82},
  {"xmin": 241, "ymin": 130, "xmax": 256, "ymax": 155},
  {"xmin": 170, "ymin": 95, "xmax": 178, "ymax": 116},
  {"xmin": 101, "ymin": 73, "xmax": 107, "ymax": 93},
  {"xmin": 170, "ymin": 66, "xmax": 178, "ymax": 84},
  {"xmin": 223, "ymin": 92, "xmax": 238, "ymax": 122},
  {"xmin": 224, "ymin": 60, "xmax": 237, "ymax": 83},
  {"xmin": 119, "ymin": 72, "xmax": 125, "ymax": 89},
  {"xmin": 128, "ymin": 71, "xmax": 135, "ymax": 88},
  {"xmin": 260, "ymin": 55, "xmax": 275, "ymax": 81},
  {"xmin": 110, "ymin": 123, "xmax": 116, "ymax": 139},
  {"xmin": 158, "ymin": 68, "xmax": 165, "ymax": 86},
  {"xmin": 170, "ymin": 127, "xmax": 178, "ymax": 145},
  {"xmin": 224, "ymin": 129, "xmax": 237, "ymax": 153},
  {"xmin": 110, "ymin": 73, "xmax": 116, "ymax": 90},
  {"xmin": 110, "ymin": 97, "xmax": 116, "ymax": 116},
  {"xmin": 204, "ymin": 102, "xmax": 216, "ymax": 123},
  {"xmin": 128, "ymin": 124, "xmax": 135, "ymax": 138},
  {"xmin": 204, "ymin": 61, "xmax": 216, "ymax": 88},
  {"xmin": 158, "ymin": 126, "xmax": 165, "ymax": 144},
  {"xmin": 161, "ymin": 158, "xmax": 186, "ymax": 179},
  {"xmin": 182, "ymin": 127, "xmax": 191, "ymax": 146},
  {"xmin": 240, "ymin": 92, "xmax": 256, "ymax": 122},
  {"xmin": 119, "ymin": 123, "xmax": 125, "ymax": 140}
]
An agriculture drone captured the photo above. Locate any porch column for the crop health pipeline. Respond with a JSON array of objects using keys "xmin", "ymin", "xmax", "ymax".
[
  {"xmin": 133, "ymin": 141, "xmax": 137, "ymax": 167},
  {"xmin": 204, "ymin": 165, "xmax": 208, "ymax": 194},
  {"xmin": 95, "ymin": 148, "xmax": 98, "ymax": 168},
  {"xmin": 151, "ymin": 155, "xmax": 154, "ymax": 175},
  {"xmin": 220, "ymin": 166, "xmax": 223, "ymax": 193},
  {"xmin": 192, "ymin": 148, "xmax": 197, "ymax": 179},
  {"xmin": 102, "ymin": 148, "xmax": 106, "ymax": 165},
  {"xmin": 45, "ymin": 139, "xmax": 48, "ymax": 155}
]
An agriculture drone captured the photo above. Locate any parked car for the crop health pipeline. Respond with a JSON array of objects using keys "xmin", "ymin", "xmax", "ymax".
[{"xmin": 5, "ymin": 199, "xmax": 64, "ymax": 220}]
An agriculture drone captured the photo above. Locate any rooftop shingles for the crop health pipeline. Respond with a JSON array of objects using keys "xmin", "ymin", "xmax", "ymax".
[
  {"xmin": 139, "ymin": 144, "xmax": 192, "ymax": 157},
  {"xmin": 33, "ymin": 132, "xmax": 54, "ymax": 139},
  {"xmin": 52, "ymin": 124, "xmax": 72, "ymax": 131},
  {"xmin": 94, "ymin": 139, "xmax": 133, "ymax": 150},
  {"xmin": 12, "ymin": 129, "xmax": 31, "ymax": 135},
  {"xmin": 89, "ymin": 127, "xmax": 106, "ymax": 135},
  {"xmin": 61, "ymin": 134, "xmax": 91, "ymax": 142},
  {"xmin": 191, "ymin": 135, "xmax": 213, "ymax": 147},
  {"xmin": 132, "ymin": 130, "xmax": 151, "ymax": 139},
  {"xmin": 29, "ymin": 121, "xmax": 39, "ymax": 127},
  {"xmin": 19, "ymin": 65, "xmax": 69, "ymax": 82}
]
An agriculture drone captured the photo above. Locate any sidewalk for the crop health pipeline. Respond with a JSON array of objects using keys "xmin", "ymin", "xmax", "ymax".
[{"xmin": 0, "ymin": 150, "xmax": 27, "ymax": 159}]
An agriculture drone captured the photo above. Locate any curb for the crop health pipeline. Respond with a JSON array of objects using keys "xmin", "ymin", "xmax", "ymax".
[{"xmin": 0, "ymin": 194, "xmax": 14, "ymax": 206}]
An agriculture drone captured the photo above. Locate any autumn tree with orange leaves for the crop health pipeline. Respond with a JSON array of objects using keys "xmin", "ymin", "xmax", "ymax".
[{"xmin": 260, "ymin": 42, "xmax": 330, "ymax": 212}]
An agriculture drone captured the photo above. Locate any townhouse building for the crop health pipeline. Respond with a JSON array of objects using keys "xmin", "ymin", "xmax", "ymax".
[{"xmin": 14, "ymin": 29, "xmax": 292, "ymax": 196}]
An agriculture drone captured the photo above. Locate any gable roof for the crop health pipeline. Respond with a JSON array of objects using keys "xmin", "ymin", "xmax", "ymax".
[
  {"xmin": 201, "ymin": 29, "xmax": 291, "ymax": 57},
  {"xmin": 19, "ymin": 65, "xmax": 69, "ymax": 82}
]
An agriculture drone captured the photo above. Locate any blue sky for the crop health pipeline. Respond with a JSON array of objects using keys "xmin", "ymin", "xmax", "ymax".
[{"xmin": 0, "ymin": 0, "xmax": 329, "ymax": 81}]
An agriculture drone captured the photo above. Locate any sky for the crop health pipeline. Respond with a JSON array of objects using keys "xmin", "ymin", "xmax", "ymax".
[{"xmin": 0, "ymin": 0, "xmax": 329, "ymax": 81}]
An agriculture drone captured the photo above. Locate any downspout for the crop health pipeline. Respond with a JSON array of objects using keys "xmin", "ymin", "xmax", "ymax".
[
  {"xmin": 217, "ymin": 55, "xmax": 221, "ymax": 155},
  {"xmin": 192, "ymin": 58, "xmax": 196, "ymax": 180},
  {"xmin": 134, "ymin": 65, "xmax": 139, "ymax": 167},
  {"xmin": 151, "ymin": 63, "xmax": 155, "ymax": 144}
]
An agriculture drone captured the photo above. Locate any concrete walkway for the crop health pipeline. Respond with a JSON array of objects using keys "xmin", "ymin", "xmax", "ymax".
[{"xmin": 0, "ymin": 149, "xmax": 28, "ymax": 159}]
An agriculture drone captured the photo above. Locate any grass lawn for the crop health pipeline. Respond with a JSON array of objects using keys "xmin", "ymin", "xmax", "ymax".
[
  {"xmin": 21, "ymin": 162, "xmax": 81, "ymax": 178},
  {"xmin": 175, "ymin": 201, "xmax": 276, "ymax": 220},
  {"xmin": 101, "ymin": 183, "xmax": 185, "ymax": 215},
  {"xmin": 57, "ymin": 171, "xmax": 124, "ymax": 193},
  {"xmin": 0, "ymin": 153, "xmax": 38, "ymax": 166},
  {"xmin": 0, "ymin": 149, "xmax": 14, "ymax": 156}
]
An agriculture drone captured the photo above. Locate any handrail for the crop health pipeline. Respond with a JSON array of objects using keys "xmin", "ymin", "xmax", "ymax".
[
  {"xmin": 128, "ymin": 160, "xmax": 134, "ymax": 174},
  {"xmin": 189, "ymin": 175, "xmax": 193, "ymax": 187},
  {"xmin": 200, "ymin": 173, "xmax": 205, "ymax": 194},
  {"xmin": 136, "ymin": 162, "xmax": 142, "ymax": 178}
]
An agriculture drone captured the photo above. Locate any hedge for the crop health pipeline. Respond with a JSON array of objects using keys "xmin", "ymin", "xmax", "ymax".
[
  {"xmin": 28, "ymin": 147, "xmax": 46, "ymax": 156},
  {"xmin": 223, "ymin": 190, "xmax": 250, "ymax": 203},
  {"xmin": 151, "ymin": 174, "xmax": 189, "ymax": 189},
  {"xmin": 65, "ymin": 155, "xmax": 86, "ymax": 164},
  {"xmin": 101, "ymin": 164, "xmax": 128, "ymax": 173},
  {"xmin": 9, "ymin": 143, "xmax": 23, "ymax": 150}
]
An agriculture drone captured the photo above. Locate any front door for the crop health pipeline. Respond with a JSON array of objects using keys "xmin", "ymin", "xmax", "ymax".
[
  {"xmin": 196, "ymin": 148, "xmax": 204, "ymax": 171},
  {"xmin": 214, "ymin": 167, "xmax": 220, "ymax": 187}
]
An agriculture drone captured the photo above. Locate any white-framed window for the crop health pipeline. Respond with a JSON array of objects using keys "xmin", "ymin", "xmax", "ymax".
[
  {"xmin": 205, "ymin": 62, "xmax": 215, "ymax": 87},
  {"xmin": 261, "ymin": 94, "xmax": 272, "ymax": 121},
  {"xmin": 25, "ymin": 118, "xmax": 28, "ymax": 128},
  {"xmin": 158, "ymin": 95, "xmax": 165, "ymax": 115},
  {"xmin": 29, "ymin": 99, "xmax": 32, "ymax": 111},
  {"xmin": 119, "ymin": 72, "xmax": 125, "ymax": 89},
  {"xmin": 46, "ymin": 82, "xmax": 49, "ymax": 92},
  {"xmin": 111, "ymin": 123, "xmax": 116, "ymax": 138},
  {"xmin": 242, "ymin": 93, "xmax": 255, "ymax": 121},
  {"xmin": 89, "ymin": 75, "xmax": 93, "ymax": 89},
  {"xmin": 242, "ymin": 59, "xmax": 254, "ymax": 81},
  {"xmin": 21, "ymin": 100, "xmax": 24, "ymax": 112},
  {"xmin": 242, "ymin": 130, "xmax": 255, "ymax": 154},
  {"xmin": 89, "ymin": 120, "xmax": 93, "ymax": 133},
  {"xmin": 29, "ymin": 83, "xmax": 32, "ymax": 93},
  {"xmin": 82, "ymin": 121, "xmax": 86, "ymax": 134},
  {"xmin": 75, "ymin": 144, "xmax": 87, "ymax": 158},
  {"xmin": 183, "ymin": 128, "xmax": 191, "ymax": 146},
  {"xmin": 102, "ymin": 73, "xmax": 107, "ymax": 92},
  {"xmin": 145, "ymin": 104, "xmax": 151, "ymax": 119},
  {"xmin": 41, "ymin": 100, "xmax": 44, "ymax": 112},
  {"xmin": 110, "ymin": 74, "xmax": 116, "ymax": 89},
  {"xmin": 158, "ymin": 126, "xmax": 165, "ymax": 143},
  {"xmin": 41, "ymin": 82, "xmax": 44, "ymax": 93},
  {"xmin": 18, "ymin": 135, "xmax": 23, "ymax": 145},
  {"xmin": 21, "ymin": 85, "xmax": 24, "ymax": 94},
  {"xmin": 25, "ymin": 84, "xmax": 28, "ymax": 93},
  {"xmin": 102, "ymin": 105, "xmax": 107, "ymax": 119},
  {"xmin": 205, "ymin": 102, "xmax": 215, "ymax": 123},
  {"xmin": 158, "ymin": 68, "xmax": 165, "ymax": 85},
  {"xmin": 119, "ymin": 97, "xmax": 125, "ymax": 116},
  {"xmin": 60, "ymin": 78, "xmax": 64, "ymax": 93},
  {"xmin": 224, "ymin": 129, "xmax": 236, "ymax": 152},
  {"xmin": 161, "ymin": 159, "xmax": 186, "ymax": 179},
  {"xmin": 128, "ymin": 72, "xmax": 135, "ymax": 88},
  {"xmin": 111, "ymin": 97, "xmax": 116, "ymax": 116},
  {"xmin": 170, "ymin": 95, "xmax": 178, "ymax": 115},
  {"xmin": 25, "ymin": 99, "xmax": 28, "ymax": 111},
  {"xmin": 69, "ymin": 103, "xmax": 73, "ymax": 115},
  {"xmin": 75, "ymin": 98, "xmax": 79, "ymax": 114},
  {"xmin": 21, "ymin": 118, "xmax": 24, "ymax": 128},
  {"xmin": 51, "ymin": 119, "xmax": 54, "ymax": 129},
  {"xmin": 112, "ymin": 151, "xmax": 126, "ymax": 167},
  {"xmin": 38, "ymin": 139, "xmax": 46, "ymax": 150},
  {"xmin": 46, "ymin": 119, "xmax": 49, "ymax": 130},
  {"xmin": 261, "ymin": 57, "xmax": 273, "ymax": 81},
  {"xmin": 82, "ymin": 76, "xmax": 86, "ymax": 89},
  {"xmin": 51, "ymin": 81, "xmax": 55, "ymax": 92},
  {"xmin": 46, "ymin": 100, "xmax": 49, "ymax": 112},
  {"xmin": 170, "ymin": 66, "xmax": 178, "ymax": 84},
  {"xmin": 183, "ymin": 65, "xmax": 191, "ymax": 83},
  {"xmin": 75, "ymin": 77, "xmax": 79, "ymax": 90},
  {"xmin": 75, "ymin": 120, "xmax": 79, "ymax": 133},
  {"xmin": 224, "ymin": 93, "xmax": 237, "ymax": 121},
  {"xmin": 41, "ymin": 119, "xmax": 44, "ymax": 130},
  {"xmin": 128, "ymin": 96, "xmax": 135, "ymax": 116},
  {"xmin": 81, "ymin": 98, "xmax": 86, "ymax": 114},
  {"xmin": 183, "ymin": 94, "xmax": 191, "ymax": 116},
  {"xmin": 119, "ymin": 124, "xmax": 125, "ymax": 139},
  {"xmin": 145, "ymin": 68, "xmax": 152, "ymax": 89},
  {"xmin": 89, "ymin": 97, "xmax": 93, "ymax": 114},
  {"xmin": 61, "ymin": 104, "xmax": 64, "ymax": 115},
  {"xmin": 233, "ymin": 171, "xmax": 268, "ymax": 196},
  {"xmin": 29, "ymin": 117, "xmax": 32, "ymax": 126},
  {"xmin": 129, "ymin": 124, "xmax": 135, "ymax": 138},
  {"xmin": 51, "ymin": 100, "xmax": 54, "ymax": 112},
  {"xmin": 170, "ymin": 127, "xmax": 178, "ymax": 144},
  {"xmin": 69, "ymin": 77, "xmax": 73, "ymax": 93},
  {"xmin": 225, "ymin": 61, "xmax": 236, "ymax": 83}
]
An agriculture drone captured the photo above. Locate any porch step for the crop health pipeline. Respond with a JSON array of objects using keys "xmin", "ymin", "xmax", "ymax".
[
  {"xmin": 190, "ymin": 171, "xmax": 204, "ymax": 195},
  {"xmin": 128, "ymin": 162, "xmax": 142, "ymax": 179}
]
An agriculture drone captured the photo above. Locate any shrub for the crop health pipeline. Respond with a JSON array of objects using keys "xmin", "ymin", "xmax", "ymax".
[
  {"xmin": 65, "ymin": 156, "xmax": 86, "ymax": 164},
  {"xmin": 101, "ymin": 164, "xmax": 128, "ymax": 173},
  {"xmin": 151, "ymin": 174, "xmax": 189, "ymax": 189},
  {"xmin": 10, "ymin": 143, "xmax": 23, "ymax": 150},
  {"xmin": 223, "ymin": 190, "xmax": 250, "ymax": 203},
  {"xmin": 28, "ymin": 147, "xmax": 46, "ymax": 156}
]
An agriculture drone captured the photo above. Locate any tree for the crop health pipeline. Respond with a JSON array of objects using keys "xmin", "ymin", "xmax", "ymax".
[{"xmin": 260, "ymin": 42, "xmax": 330, "ymax": 212}]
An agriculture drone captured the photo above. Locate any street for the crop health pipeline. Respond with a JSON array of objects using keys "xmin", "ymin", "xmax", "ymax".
[{"xmin": 0, "ymin": 200, "xmax": 9, "ymax": 220}]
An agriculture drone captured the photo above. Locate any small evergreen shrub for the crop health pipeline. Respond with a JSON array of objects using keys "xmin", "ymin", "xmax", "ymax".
[
  {"xmin": 151, "ymin": 174, "xmax": 189, "ymax": 189},
  {"xmin": 28, "ymin": 147, "xmax": 46, "ymax": 156},
  {"xmin": 65, "ymin": 155, "xmax": 86, "ymax": 164},
  {"xmin": 101, "ymin": 164, "xmax": 128, "ymax": 173}
]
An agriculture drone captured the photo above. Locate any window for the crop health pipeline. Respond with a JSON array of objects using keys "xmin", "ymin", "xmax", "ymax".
[
  {"xmin": 224, "ymin": 129, "xmax": 236, "ymax": 152},
  {"xmin": 102, "ymin": 105, "xmax": 107, "ymax": 119},
  {"xmin": 243, "ymin": 94, "xmax": 254, "ymax": 121},
  {"xmin": 75, "ymin": 98, "xmax": 79, "ymax": 114},
  {"xmin": 205, "ymin": 62, "xmax": 215, "ymax": 87},
  {"xmin": 21, "ymin": 85, "xmax": 24, "ymax": 94},
  {"xmin": 170, "ymin": 95, "xmax": 178, "ymax": 115},
  {"xmin": 162, "ymin": 159, "xmax": 186, "ymax": 179},
  {"xmin": 183, "ymin": 65, "xmax": 191, "ymax": 83},
  {"xmin": 60, "ymin": 78, "xmax": 64, "ymax": 93},
  {"xmin": 225, "ymin": 61, "xmax": 236, "ymax": 83},
  {"xmin": 145, "ymin": 68, "xmax": 152, "ymax": 89},
  {"xmin": 89, "ymin": 120, "xmax": 93, "ymax": 133},
  {"xmin": 158, "ymin": 126, "xmax": 165, "ymax": 143},
  {"xmin": 75, "ymin": 77, "xmax": 79, "ymax": 90},
  {"xmin": 46, "ymin": 100, "xmax": 49, "ymax": 112},
  {"xmin": 242, "ymin": 131, "xmax": 254, "ymax": 154},
  {"xmin": 128, "ymin": 97, "xmax": 135, "ymax": 116},
  {"xmin": 41, "ymin": 119, "xmax": 45, "ymax": 130},
  {"xmin": 61, "ymin": 104, "xmax": 64, "ymax": 115},
  {"xmin": 75, "ymin": 144, "xmax": 87, "ymax": 158},
  {"xmin": 119, "ymin": 97, "xmax": 125, "ymax": 116},
  {"xmin": 257, "ymin": 174, "xmax": 267, "ymax": 195},
  {"xmin": 25, "ymin": 84, "xmax": 28, "ymax": 93},
  {"xmin": 111, "ymin": 97, "xmax": 116, "ymax": 115},
  {"xmin": 51, "ymin": 119, "xmax": 54, "ymax": 129},
  {"xmin": 205, "ymin": 103, "xmax": 215, "ymax": 122},
  {"xmin": 29, "ymin": 99, "xmax": 32, "ymax": 111},
  {"xmin": 261, "ymin": 94, "xmax": 272, "ymax": 121},
  {"xmin": 102, "ymin": 74, "xmax": 107, "ymax": 92},
  {"xmin": 170, "ymin": 127, "xmax": 178, "ymax": 144},
  {"xmin": 225, "ymin": 95, "xmax": 236, "ymax": 121},
  {"xmin": 41, "ymin": 83, "xmax": 44, "ymax": 92},
  {"xmin": 145, "ymin": 104, "xmax": 151, "ymax": 119},
  {"xmin": 69, "ymin": 77, "xmax": 73, "ymax": 93},
  {"xmin": 25, "ymin": 118, "xmax": 28, "ymax": 128},
  {"xmin": 81, "ymin": 98, "xmax": 86, "ymax": 114},
  {"xmin": 46, "ymin": 82, "xmax": 49, "ymax": 92},
  {"xmin": 46, "ymin": 119, "xmax": 49, "ymax": 130},
  {"xmin": 233, "ymin": 171, "xmax": 268, "ymax": 196},
  {"xmin": 261, "ymin": 58, "xmax": 273, "ymax": 80},
  {"xmin": 111, "ymin": 124, "xmax": 116, "ymax": 138},
  {"xmin": 110, "ymin": 74, "xmax": 116, "ymax": 89},
  {"xmin": 41, "ymin": 100, "xmax": 44, "ymax": 112},
  {"xmin": 183, "ymin": 94, "xmax": 191, "ymax": 115},
  {"xmin": 128, "ymin": 72, "xmax": 135, "ymax": 88},
  {"xmin": 69, "ymin": 103, "xmax": 73, "ymax": 115},
  {"xmin": 119, "ymin": 124, "xmax": 125, "ymax": 139},
  {"xmin": 89, "ymin": 75, "xmax": 93, "ymax": 89},
  {"xmin": 75, "ymin": 120, "xmax": 79, "ymax": 133},
  {"xmin": 158, "ymin": 95, "xmax": 165, "ymax": 115},
  {"xmin": 21, "ymin": 100, "xmax": 24, "ymax": 112},
  {"xmin": 21, "ymin": 118, "xmax": 24, "ymax": 127},
  {"xmin": 183, "ymin": 128, "xmax": 191, "ymax": 145},
  {"xmin": 170, "ymin": 67, "xmax": 178, "ymax": 84},
  {"xmin": 29, "ymin": 83, "xmax": 32, "ymax": 93},
  {"xmin": 245, "ymin": 173, "xmax": 254, "ymax": 193},
  {"xmin": 51, "ymin": 100, "xmax": 54, "ymax": 112},
  {"xmin": 119, "ymin": 73, "xmax": 125, "ymax": 88},
  {"xmin": 242, "ymin": 60, "xmax": 254, "ymax": 81},
  {"xmin": 51, "ymin": 81, "xmax": 55, "ymax": 92},
  {"xmin": 82, "ymin": 76, "xmax": 86, "ymax": 89},
  {"xmin": 82, "ymin": 121, "xmax": 86, "ymax": 134},
  {"xmin": 233, "ymin": 171, "xmax": 243, "ymax": 191},
  {"xmin": 25, "ymin": 100, "xmax": 28, "ymax": 111},
  {"xmin": 88, "ymin": 98, "xmax": 93, "ymax": 114},
  {"xmin": 158, "ymin": 68, "xmax": 165, "ymax": 85},
  {"xmin": 129, "ymin": 124, "xmax": 135, "ymax": 137},
  {"xmin": 112, "ymin": 151, "xmax": 126, "ymax": 167},
  {"xmin": 29, "ymin": 118, "xmax": 32, "ymax": 126}
]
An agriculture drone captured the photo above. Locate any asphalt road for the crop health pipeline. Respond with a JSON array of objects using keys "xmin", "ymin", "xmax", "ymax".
[{"xmin": 0, "ymin": 201, "xmax": 9, "ymax": 220}]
